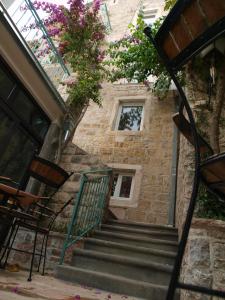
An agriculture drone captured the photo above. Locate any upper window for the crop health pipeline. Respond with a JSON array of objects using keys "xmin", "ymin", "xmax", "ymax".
[
  {"xmin": 112, "ymin": 173, "xmax": 134, "ymax": 199},
  {"xmin": 143, "ymin": 9, "xmax": 158, "ymax": 25},
  {"xmin": 0, "ymin": 58, "xmax": 50, "ymax": 142},
  {"xmin": 116, "ymin": 104, "xmax": 144, "ymax": 131},
  {"xmin": 10, "ymin": 90, "xmax": 49, "ymax": 140}
]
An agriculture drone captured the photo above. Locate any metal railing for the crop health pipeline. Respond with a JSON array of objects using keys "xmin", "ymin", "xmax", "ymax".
[
  {"xmin": 0, "ymin": 0, "xmax": 70, "ymax": 90},
  {"xmin": 1, "ymin": 0, "xmax": 111, "ymax": 91},
  {"xmin": 60, "ymin": 169, "xmax": 112, "ymax": 264}
]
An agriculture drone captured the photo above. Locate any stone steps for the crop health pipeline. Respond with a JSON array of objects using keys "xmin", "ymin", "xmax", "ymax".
[
  {"xmin": 106, "ymin": 219, "xmax": 178, "ymax": 233},
  {"xmin": 93, "ymin": 229, "xmax": 178, "ymax": 252},
  {"xmin": 71, "ymin": 248, "xmax": 172, "ymax": 285},
  {"xmin": 55, "ymin": 265, "xmax": 179, "ymax": 300},
  {"xmin": 84, "ymin": 237, "xmax": 176, "ymax": 265},
  {"xmin": 101, "ymin": 224, "xmax": 178, "ymax": 241},
  {"xmin": 55, "ymin": 219, "xmax": 179, "ymax": 299}
]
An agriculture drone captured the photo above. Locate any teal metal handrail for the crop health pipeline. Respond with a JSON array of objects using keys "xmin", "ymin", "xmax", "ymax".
[{"xmin": 60, "ymin": 169, "xmax": 112, "ymax": 264}]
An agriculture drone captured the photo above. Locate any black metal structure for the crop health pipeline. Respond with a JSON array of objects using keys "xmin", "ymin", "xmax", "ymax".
[
  {"xmin": 144, "ymin": 0, "xmax": 225, "ymax": 299},
  {"xmin": 0, "ymin": 156, "xmax": 73, "ymax": 281}
]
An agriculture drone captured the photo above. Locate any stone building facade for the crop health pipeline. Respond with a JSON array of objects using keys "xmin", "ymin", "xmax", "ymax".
[
  {"xmin": 175, "ymin": 104, "xmax": 225, "ymax": 299},
  {"xmin": 73, "ymin": 0, "xmax": 176, "ymax": 225}
]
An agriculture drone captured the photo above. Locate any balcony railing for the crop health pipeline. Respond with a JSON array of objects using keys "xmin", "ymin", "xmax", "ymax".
[
  {"xmin": 1, "ymin": 0, "xmax": 111, "ymax": 93},
  {"xmin": 0, "ymin": 0, "xmax": 70, "ymax": 91}
]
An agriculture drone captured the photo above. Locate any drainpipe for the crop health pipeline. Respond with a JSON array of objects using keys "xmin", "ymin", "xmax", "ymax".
[{"xmin": 168, "ymin": 98, "xmax": 179, "ymax": 227}]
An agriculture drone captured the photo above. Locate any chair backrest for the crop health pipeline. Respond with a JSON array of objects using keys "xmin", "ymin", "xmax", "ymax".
[
  {"xmin": 145, "ymin": 0, "xmax": 225, "ymax": 71},
  {"xmin": 28, "ymin": 156, "xmax": 70, "ymax": 189},
  {"xmin": 173, "ymin": 113, "xmax": 214, "ymax": 156}
]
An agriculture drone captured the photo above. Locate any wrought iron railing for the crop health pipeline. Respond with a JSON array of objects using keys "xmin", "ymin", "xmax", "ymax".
[{"xmin": 60, "ymin": 169, "xmax": 112, "ymax": 264}]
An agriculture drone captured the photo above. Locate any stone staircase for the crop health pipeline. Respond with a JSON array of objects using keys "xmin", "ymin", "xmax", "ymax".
[{"xmin": 55, "ymin": 219, "xmax": 179, "ymax": 299}]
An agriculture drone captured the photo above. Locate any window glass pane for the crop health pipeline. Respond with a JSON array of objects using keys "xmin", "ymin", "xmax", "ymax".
[
  {"xmin": 0, "ymin": 67, "xmax": 15, "ymax": 100},
  {"xmin": 118, "ymin": 106, "xmax": 143, "ymax": 131},
  {"xmin": 119, "ymin": 176, "xmax": 132, "ymax": 198},
  {"xmin": 112, "ymin": 173, "xmax": 119, "ymax": 196},
  {"xmin": 10, "ymin": 90, "xmax": 50, "ymax": 140},
  {"xmin": 0, "ymin": 110, "xmax": 38, "ymax": 183},
  {"xmin": 143, "ymin": 16, "xmax": 156, "ymax": 25}
]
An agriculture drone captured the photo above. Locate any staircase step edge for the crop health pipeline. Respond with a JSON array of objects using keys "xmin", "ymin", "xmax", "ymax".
[
  {"xmin": 85, "ymin": 237, "xmax": 177, "ymax": 257},
  {"xmin": 73, "ymin": 248, "xmax": 173, "ymax": 272},
  {"xmin": 107, "ymin": 219, "xmax": 178, "ymax": 231},
  {"xmin": 101, "ymin": 224, "xmax": 178, "ymax": 236},
  {"xmin": 94, "ymin": 230, "xmax": 179, "ymax": 246},
  {"xmin": 55, "ymin": 264, "xmax": 169, "ymax": 290}
]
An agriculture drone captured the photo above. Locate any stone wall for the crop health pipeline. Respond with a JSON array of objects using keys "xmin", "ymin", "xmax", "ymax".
[
  {"xmin": 181, "ymin": 218, "xmax": 225, "ymax": 300},
  {"xmin": 8, "ymin": 229, "xmax": 80, "ymax": 272},
  {"xmin": 53, "ymin": 142, "xmax": 107, "ymax": 231},
  {"xmin": 175, "ymin": 134, "xmax": 194, "ymax": 235},
  {"xmin": 74, "ymin": 82, "xmax": 175, "ymax": 224},
  {"xmin": 7, "ymin": 142, "xmax": 108, "ymax": 271},
  {"xmin": 175, "ymin": 111, "xmax": 225, "ymax": 299}
]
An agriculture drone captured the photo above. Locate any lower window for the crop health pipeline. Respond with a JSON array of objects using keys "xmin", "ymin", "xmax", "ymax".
[{"xmin": 112, "ymin": 173, "xmax": 134, "ymax": 199}]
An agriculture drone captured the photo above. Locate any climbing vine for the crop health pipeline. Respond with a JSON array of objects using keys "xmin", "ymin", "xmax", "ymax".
[{"xmin": 26, "ymin": 0, "xmax": 106, "ymax": 114}]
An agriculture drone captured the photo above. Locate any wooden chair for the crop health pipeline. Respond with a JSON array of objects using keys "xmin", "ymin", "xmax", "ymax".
[
  {"xmin": 0, "ymin": 156, "xmax": 73, "ymax": 281},
  {"xmin": 144, "ymin": 0, "xmax": 225, "ymax": 298}
]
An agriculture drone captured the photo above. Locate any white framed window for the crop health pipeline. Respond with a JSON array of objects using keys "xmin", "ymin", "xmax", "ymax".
[
  {"xmin": 108, "ymin": 164, "xmax": 142, "ymax": 208},
  {"xmin": 112, "ymin": 173, "xmax": 134, "ymax": 199},
  {"xmin": 142, "ymin": 9, "xmax": 158, "ymax": 25},
  {"xmin": 115, "ymin": 103, "xmax": 144, "ymax": 131}
]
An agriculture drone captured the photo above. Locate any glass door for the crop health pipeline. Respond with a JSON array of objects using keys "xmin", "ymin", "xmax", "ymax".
[
  {"xmin": 0, "ymin": 107, "xmax": 39, "ymax": 184},
  {"xmin": 0, "ymin": 57, "xmax": 50, "ymax": 187}
]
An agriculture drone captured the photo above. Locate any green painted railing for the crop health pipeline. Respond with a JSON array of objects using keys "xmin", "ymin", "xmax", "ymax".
[{"xmin": 60, "ymin": 169, "xmax": 112, "ymax": 264}]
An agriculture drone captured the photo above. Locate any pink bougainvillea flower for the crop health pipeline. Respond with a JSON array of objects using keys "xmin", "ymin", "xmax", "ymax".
[
  {"xmin": 12, "ymin": 286, "xmax": 19, "ymax": 293},
  {"xmin": 92, "ymin": 0, "xmax": 101, "ymax": 13}
]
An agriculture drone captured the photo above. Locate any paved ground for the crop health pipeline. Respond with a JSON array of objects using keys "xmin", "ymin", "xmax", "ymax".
[{"xmin": 0, "ymin": 269, "xmax": 140, "ymax": 300}]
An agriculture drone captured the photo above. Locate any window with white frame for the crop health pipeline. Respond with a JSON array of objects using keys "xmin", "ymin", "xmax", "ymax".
[
  {"xmin": 111, "ymin": 172, "xmax": 134, "ymax": 199},
  {"xmin": 142, "ymin": 9, "xmax": 158, "ymax": 25},
  {"xmin": 115, "ymin": 103, "xmax": 144, "ymax": 131}
]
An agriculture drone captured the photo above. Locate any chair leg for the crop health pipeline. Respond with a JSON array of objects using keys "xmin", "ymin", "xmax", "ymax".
[
  {"xmin": 28, "ymin": 231, "xmax": 38, "ymax": 282},
  {"xmin": 37, "ymin": 235, "xmax": 46, "ymax": 272},
  {"xmin": 42, "ymin": 234, "xmax": 49, "ymax": 276},
  {"xmin": 2, "ymin": 223, "xmax": 19, "ymax": 268},
  {"xmin": 0, "ymin": 222, "xmax": 15, "ymax": 266}
]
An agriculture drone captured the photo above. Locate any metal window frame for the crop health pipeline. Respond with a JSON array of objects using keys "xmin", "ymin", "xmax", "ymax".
[{"xmin": 112, "ymin": 172, "xmax": 134, "ymax": 199}]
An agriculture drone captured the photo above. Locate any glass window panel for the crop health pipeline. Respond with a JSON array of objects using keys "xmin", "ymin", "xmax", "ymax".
[
  {"xmin": 10, "ymin": 90, "xmax": 50, "ymax": 140},
  {"xmin": 0, "ymin": 110, "xmax": 38, "ymax": 183},
  {"xmin": 0, "ymin": 67, "xmax": 15, "ymax": 100},
  {"xmin": 118, "ymin": 106, "xmax": 143, "ymax": 131},
  {"xmin": 119, "ymin": 175, "xmax": 132, "ymax": 198},
  {"xmin": 112, "ymin": 173, "xmax": 119, "ymax": 196}
]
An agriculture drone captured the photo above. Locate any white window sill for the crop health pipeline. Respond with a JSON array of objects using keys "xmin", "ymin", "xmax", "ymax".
[
  {"xmin": 111, "ymin": 130, "xmax": 143, "ymax": 135},
  {"xmin": 110, "ymin": 197, "xmax": 138, "ymax": 208}
]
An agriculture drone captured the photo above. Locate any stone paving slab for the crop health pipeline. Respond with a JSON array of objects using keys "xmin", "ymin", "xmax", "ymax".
[{"xmin": 0, "ymin": 270, "xmax": 141, "ymax": 300}]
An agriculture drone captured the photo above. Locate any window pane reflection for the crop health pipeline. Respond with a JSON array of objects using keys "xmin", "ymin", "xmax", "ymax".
[
  {"xmin": 0, "ymin": 111, "xmax": 38, "ymax": 183},
  {"xmin": 0, "ymin": 68, "xmax": 14, "ymax": 100},
  {"xmin": 119, "ymin": 176, "xmax": 132, "ymax": 198},
  {"xmin": 118, "ymin": 106, "xmax": 143, "ymax": 131},
  {"xmin": 111, "ymin": 173, "xmax": 133, "ymax": 199},
  {"xmin": 10, "ymin": 90, "xmax": 49, "ymax": 140}
]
